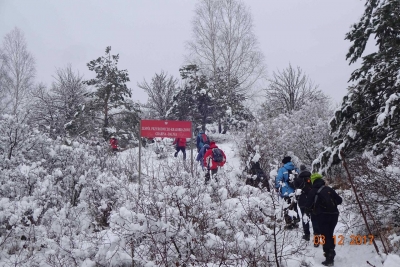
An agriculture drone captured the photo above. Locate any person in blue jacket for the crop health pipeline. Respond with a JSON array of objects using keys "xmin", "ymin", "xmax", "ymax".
[
  {"xmin": 275, "ymin": 156, "xmax": 300, "ymax": 228},
  {"xmin": 196, "ymin": 143, "xmax": 210, "ymax": 170},
  {"xmin": 196, "ymin": 131, "xmax": 210, "ymax": 152}
]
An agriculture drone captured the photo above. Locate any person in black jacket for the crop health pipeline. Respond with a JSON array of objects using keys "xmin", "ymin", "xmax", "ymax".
[
  {"xmin": 305, "ymin": 173, "xmax": 343, "ymax": 266},
  {"xmin": 245, "ymin": 160, "xmax": 271, "ymax": 192},
  {"xmin": 294, "ymin": 165, "xmax": 320, "ymax": 243}
]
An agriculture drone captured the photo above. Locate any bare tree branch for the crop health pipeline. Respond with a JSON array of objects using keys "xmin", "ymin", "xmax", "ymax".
[
  {"xmin": 138, "ymin": 71, "xmax": 178, "ymax": 120},
  {"xmin": 265, "ymin": 64, "xmax": 326, "ymax": 116},
  {"xmin": 186, "ymin": 0, "xmax": 266, "ymax": 96}
]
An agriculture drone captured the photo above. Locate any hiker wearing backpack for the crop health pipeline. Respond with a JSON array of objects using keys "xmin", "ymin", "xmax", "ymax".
[
  {"xmin": 173, "ymin": 137, "xmax": 187, "ymax": 160},
  {"xmin": 305, "ymin": 173, "xmax": 342, "ymax": 266},
  {"xmin": 196, "ymin": 130, "xmax": 210, "ymax": 152},
  {"xmin": 203, "ymin": 141, "xmax": 226, "ymax": 182},
  {"xmin": 275, "ymin": 156, "xmax": 300, "ymax": 228},
  {"xmin": 294, "ymin": 165, "xmax": 320, "ymax": 244}
]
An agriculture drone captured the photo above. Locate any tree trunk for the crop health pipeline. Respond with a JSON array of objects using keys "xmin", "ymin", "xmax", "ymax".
[{"xmin": 103, "ymin": 91, "xmax": 110, "ymax": 139}]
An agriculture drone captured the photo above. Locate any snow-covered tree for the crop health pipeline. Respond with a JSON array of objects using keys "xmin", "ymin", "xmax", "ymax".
[
  {"xmin": 0, "ymin": 27, "xmax": 35, "ymax": 114},
  {"xmin": 314, "ymin": 0, "xmax": 400, "ymax": 172},
  {"xmin": 30, "ymin": 66, "xmax": 88, "ymax": 138},
  {"xmin": 83, "ymin": 46, "xmax": 140, "ymax": 141},
  {"xmin": 138, "ymin": 71, "xmax": 178, "ymax": 120},
  {"xmin": 210, "ymin": 68, "xmax": 254, "ymax": 133},
  {"xmin": 169, "ymin": 65, "xmax": 216, "ymax": 131},
  {"xmin": 240, "ymin": 101, "xmax": 333, "ymax": 177},
  {"xmin": 264, "ymin": 64, "xmax": 326, "ymax": 117},
  {"xmin": 187, "ymin": 0, "xmax": 266, "ymax": 96}
]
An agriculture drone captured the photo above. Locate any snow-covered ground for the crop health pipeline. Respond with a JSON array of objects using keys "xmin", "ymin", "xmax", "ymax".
[{"xmin": 119, "ymin": 135, "xmax": 400, "ymax": 267}]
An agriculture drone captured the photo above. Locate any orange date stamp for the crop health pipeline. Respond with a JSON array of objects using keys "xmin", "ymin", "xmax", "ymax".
[{"xmin": 314, "ymin": 235, "xmax": 375, "ymax": 245}]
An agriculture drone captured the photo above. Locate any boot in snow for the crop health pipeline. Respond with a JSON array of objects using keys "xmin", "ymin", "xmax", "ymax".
[{"xmin": 321, "ymin": 249, "xmax": 335, "ymax": 266}]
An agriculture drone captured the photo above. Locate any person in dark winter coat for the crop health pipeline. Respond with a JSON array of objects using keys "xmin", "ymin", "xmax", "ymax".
[
  {"xmin": 275, "ymin": 156, "xmax": 300, "ymax": 227},
  {"xmin": 173, "ymin": 138, "xmax": 187, "ymax": 160},
  {"xmin": 245, "ymin": 160, "xmax": 271, "ymax": 192},
  {"xmin": 203, "ymin": 141, "xmax": 226, "ymax": 182},
  {"xmin": 305, "ymin": 173, "xmax": 343, "ymax": 266},
  {"xmin": 294, "ymin": 165, "xmax": 320, "ymax": 243}
]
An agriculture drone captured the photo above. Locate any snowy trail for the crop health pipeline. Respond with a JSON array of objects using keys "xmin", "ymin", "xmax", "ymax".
[
  {"xmin": 118, "ymin": 137, "xmax": 399, "ymax": 267},
  {"xmin": 217, "ymin": 139, "xmax": 399, "ymax": 267}
]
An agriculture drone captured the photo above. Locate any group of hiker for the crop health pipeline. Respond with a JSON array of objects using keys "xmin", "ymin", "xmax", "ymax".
[
  {"xmin": 171, "ymin": 131, "xmax": 227, "ymax": 183},
  {"xmin": 115, "ymin": 130, "xmax": 226, "ymax": 183},
  {"xmin": 109, "ymin": 134, "xmax": 341, "ymax": 266},
  {"xmin": 275, "ymin": 156, "xmax": 342, "ymax": 266}
]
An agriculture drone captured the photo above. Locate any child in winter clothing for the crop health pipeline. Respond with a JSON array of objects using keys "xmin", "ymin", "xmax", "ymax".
[{"xmin": 173, "ymin": 138, "xmax": 187, "ymax": 160}]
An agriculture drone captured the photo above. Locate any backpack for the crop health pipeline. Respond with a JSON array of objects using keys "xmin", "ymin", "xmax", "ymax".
[
  {"xmin": 294, "ymin": 173, "xmax": 312, "ymax": 191},
  {"xmin": 212, "ymin": 148, "xmax": 224, "ymax": 163},
  {"xmin": 198, "ymin": 133, "xmax": 210, "ymax": 148},
  {"xmin": 286, "ymin": 169, "xmax": 298, "ymax": 189},
  {"xmin": 314, "ymin": 186, "xmax": 338, "ymax": 213}
]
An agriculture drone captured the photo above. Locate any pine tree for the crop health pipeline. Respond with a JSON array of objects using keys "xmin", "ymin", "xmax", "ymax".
[
  {"xmin": 83, "ymin": 46, "xmax": 140, "ymax": 140},
  {"xmin": 168, "ymin": 65, "xmax": 215, "ymax": 131},
  {"xmin": 314, "ymin": 0, "xmax": 400, "ymax": 172},
  {"xmin": 210, "ymin": 68, "xmax": 253, "ymax": 133}
]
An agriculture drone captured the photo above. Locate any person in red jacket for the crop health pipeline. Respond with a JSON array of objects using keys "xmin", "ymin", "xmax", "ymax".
[
  {"xmin": 173, "ymin": 137, "xmax": 186, "ymax": 160},
  {"xmin": 203, "ymin": 141, "xmax": 226, "ymax": 182},
  {"xmin": 110, "ymin": 136, "xmax": 118, "ymax": 152}
]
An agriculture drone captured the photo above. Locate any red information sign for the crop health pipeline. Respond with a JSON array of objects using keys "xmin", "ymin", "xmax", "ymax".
[{"xmin": 140, "ymin": 120, "xmax": 192, "ymax": 138}]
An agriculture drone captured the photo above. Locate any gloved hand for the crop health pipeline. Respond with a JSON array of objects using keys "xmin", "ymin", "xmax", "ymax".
[{"xmin": 305, "ymin": 208, "xmax": 311, "ymax": 216}]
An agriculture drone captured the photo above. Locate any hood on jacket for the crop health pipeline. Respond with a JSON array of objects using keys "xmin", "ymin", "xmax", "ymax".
[
  {"xmin": 312, "ymin": 178, "xmax": 325, "ymax": 188},
  {"xmin": 283, "ymin": 162, "xmax": 295, "ymax": 170},
  {"xmin": 209, "ymin": 141, "xmax": 217, "ymax": 149},
  {"xmin": 311, "ymin": 173, "xmax": 323, "ymax": 184}
]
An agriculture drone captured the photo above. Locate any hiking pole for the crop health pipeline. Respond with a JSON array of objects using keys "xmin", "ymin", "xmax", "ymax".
[{"xmin": 340, "ymin": 151, "xmax": 384, "ymax": 258}]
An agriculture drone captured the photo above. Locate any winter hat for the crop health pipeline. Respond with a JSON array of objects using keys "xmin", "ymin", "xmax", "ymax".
[
  {"xmin": 310, "ymin": 173, "xmax": 323, "ymax": 184},
  {"xmin": 210, "ymin": 141, "xmax": 216, "ymax": 146},
  {"xmin": 282, "ymin": 156, "xmax": 291, "ymax": 164},
  {"xmin": 300, "ymin": 164, "xmax": 307, "ymax": 171}
]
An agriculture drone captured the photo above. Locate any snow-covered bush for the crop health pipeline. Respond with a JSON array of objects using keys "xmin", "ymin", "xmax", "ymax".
[{"xmin": 238, "ymin": 103, "xmax": 333, "ymax": 181}]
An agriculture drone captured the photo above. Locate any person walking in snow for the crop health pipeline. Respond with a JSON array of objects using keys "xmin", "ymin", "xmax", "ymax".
[
  {"xmin": 110, "ymin": 136, "xmax": 119, "ymax": 152},
  {"xmin": 203, "ymin": 141, "xmax": 226, "ymax": 183},
  {"xmin": 245, "ymin": 159, "xmax": 271, "ymax": 192},
  {"xmin": 196, "ymin": 143, "xmax": 210, "ymax": 170},
  {"xmin": 305, "ymin": 173, "xmax": 342, "ymax": 266},
  {"xmin": 196, "ymin": 130, "xmax": 210, "ymax": 152},
  {"xmin": 173, "ymin": 137, "xmax": 187, "ymax": 160},
  {"xmin": 294, "ymin": 164, "xmax": 320, "ymax": 244},
  {"xmin": 275, "ymin": 156, "xmax": 300, "ymax": 228}
]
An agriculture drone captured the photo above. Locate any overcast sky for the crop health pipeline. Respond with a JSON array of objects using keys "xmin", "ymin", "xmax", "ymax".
[{"xmin": 0, "ymin": 0, "xmax": 373, "ymax": 105}]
